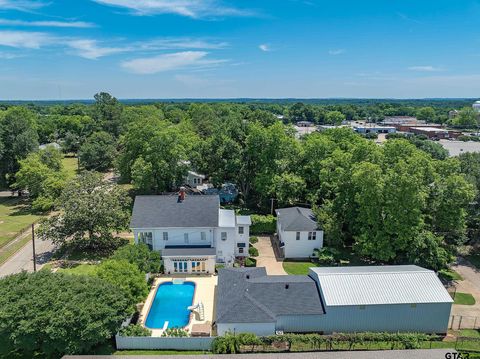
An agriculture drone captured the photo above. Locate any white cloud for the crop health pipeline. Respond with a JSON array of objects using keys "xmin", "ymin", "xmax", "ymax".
[
  {"xmin": 0, "ymin": 52, "xmax": 20, "ymax": 59},
  {"xmin": 66, "ymin": 39, "xmax": 131, "ymax": 60},
  {"xmin": 0, "ymin": 30, "xmax": 53, "ymax": 48},
  {"xmin": 91, "ymin": 0, "xmax": 253, "ymax": 18},
  {"xmin": 0, "ymin": 0, "xmax": 47, "ymax": 11},
  {"xmin": 259, "ymin": 44, "xmax": 271, "ymax": 52},
  {"xmin": 328, "ymin": 49, "xmax": 345, "ymax": 55},
  {"xmin": 408, "ymin": 65, "xmax": 444, "ymax": 72},
  {"xmin": 122, "ymin": 51, "xmax": 226, "ymax": 74},
  {"xmin": 0, "ymin": 18, "xmax": 96, "ymax": 28},
  {"xmin": 140, "ymin": 38, "xmax": 228, "ymax": 50}
]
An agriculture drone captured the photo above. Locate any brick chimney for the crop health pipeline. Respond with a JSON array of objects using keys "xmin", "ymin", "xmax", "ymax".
[{"xmin": 178, "ymin": 186, "xmax": 186, "ymax": 203}]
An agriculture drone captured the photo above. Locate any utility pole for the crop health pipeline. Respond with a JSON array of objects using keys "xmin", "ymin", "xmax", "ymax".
[
  {"xmin": 32, "ymin": 224, "xmax": 36, "ymax": 272},
  {"xmin": 270, "ymin": 198, "xmax": 274, "ymax": 215}
]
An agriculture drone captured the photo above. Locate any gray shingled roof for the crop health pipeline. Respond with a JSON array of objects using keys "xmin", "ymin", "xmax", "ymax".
[
  {"xmin": 215, "ymin": 267, "xmax": 324, "ymax": 324},
  {"xmin": 275, "ymin": 207, "xmax": 320, "ymax": 231},
  {"xmin": 130, "ymin": 195, "xmax": 219, "ymax": 228}
]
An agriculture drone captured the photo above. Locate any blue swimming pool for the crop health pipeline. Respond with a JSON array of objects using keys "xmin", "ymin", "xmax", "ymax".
[{"xmin": 145, "ymin": 281, "xmax": 195, "ymax": 329}]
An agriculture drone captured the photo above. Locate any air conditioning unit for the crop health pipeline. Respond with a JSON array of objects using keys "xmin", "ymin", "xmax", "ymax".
[{"xmin": 275, "ymin": 330, "xmax": 284, "ymax": 335}]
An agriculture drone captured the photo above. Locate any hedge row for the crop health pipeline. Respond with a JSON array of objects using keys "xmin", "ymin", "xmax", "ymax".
[
  {"xmin": 212, "ymin": 332, "xmax": 441, "ymax": 354},
  {"xmin": 250, "ymin": 215, "xmax": 276, "ymax": 235}
]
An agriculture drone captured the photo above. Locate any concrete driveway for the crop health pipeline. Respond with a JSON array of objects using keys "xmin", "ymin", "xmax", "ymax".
[
  {"xmin": 450, "ymin": 257, "xmax": 480, "ymax": 319},
  {"xmin": 254, "ymin": 236, "xmax": 286, "ymax": 275}
]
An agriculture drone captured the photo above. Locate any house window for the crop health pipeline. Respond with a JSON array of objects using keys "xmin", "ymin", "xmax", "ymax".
[
  {"xmin": 184, "ymin": 233, "xmax": 189, "ymax": 243},
  {"xmin": 308, "ymin": 232, "xmax": 316, "ymax": 241},
  {"xmin": 296, "ymin": 232, "xmax": 300, "ymax": 240},
  {"xmin": 221, "ymin": 232, "xmax": 227, "ymax": 241},
  {"xmin": 138, "ymin": 232, "xmax": 153, "ymax": 250},
  {"xmin": 201, "ymin": 232, "xmax": 206, "ymax": 241},
  {"xmin": 238, "ymin": 226, "xmax": 244, "ymax": 234},
  {"xmin": 163, "ymin": 232, "xmax": 168, "ymax": 241},
  {"xmin": 237, "ymin": 243, "xmax": 246, "ymax": 248},
  {"xmin": 239, "ymin": 248, "xmax": 244, "ymax": 254}
]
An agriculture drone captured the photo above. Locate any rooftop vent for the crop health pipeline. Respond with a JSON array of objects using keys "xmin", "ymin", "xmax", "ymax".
[
  {"xmin": 246, "ymin": 275, "xmax": 250, "ymax": 279},
  {"xmin": 285, "ymin": 284, "xmax": 289, "ymax": 289}
]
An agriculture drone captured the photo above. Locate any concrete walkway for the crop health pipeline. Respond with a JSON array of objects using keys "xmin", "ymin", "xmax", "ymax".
[
  {"xmin": 255, "ymin": 236, "xmax": 287, "ymax": 275},
  {"xmin": 450, "ymin": 257, "xmax": 480, "ymax": 318}
]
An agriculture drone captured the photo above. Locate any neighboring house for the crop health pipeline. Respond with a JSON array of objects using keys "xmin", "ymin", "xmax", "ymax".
[
  {"xmin": 185, "ymin": 170, "xmax": 206, "ymax": 188},
  {"xmin": 215, "ymin": 267, "xmax": 324, "ymax": 336},
  {"xmin": 39, "ymin": 142, "xmax": 62, "ymax": 151},
  {"xmin": 275, "ymin": 207, "xmax": 323, "ymax": 259},
  {"xmin": 130, "ymin": 192, "xmax": 251, "ymax": 274},
  {"xmin": 215, "ymin": 265, "xmax": 452, "ymax": 336}
]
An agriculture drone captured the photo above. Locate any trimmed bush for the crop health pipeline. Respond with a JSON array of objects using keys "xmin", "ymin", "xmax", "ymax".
[
  {"xmin": 251, "ymin": 215, "xmax": 276, "ymax": 235},
  {"xmin": 249, "ymin": 246, "xmax": 259, "ymax": 257},
  {"xmin": 119, "ymin": 324, "xmax": 151, "ymax": 337},
  {"xmin": 249, "ymin": 236, "xmax": 259, "ymax": 244},
  {"xmin": 162, "ymin": 327, "xmax": 189, "ymax": 337},
  {"xmin": 245, "ymin": 257, "xmax": 257, "ymax": 267}
]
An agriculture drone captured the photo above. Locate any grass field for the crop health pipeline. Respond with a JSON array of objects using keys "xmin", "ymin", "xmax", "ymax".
[
  {"xmin": 283, "ymin": 261, "xmax": 316, "ymax": 275},
  {"xmin": 454, "ymin": 292, "xmax": 476, "ymax": 305},
  {"xmin": 57, "ymin": 264, "xmax": 98, "ymax": 276},
  {"xmin": 61, "ymin": 156, "xmax": 78, "ymax": 178},
  {"xmin": 0, "ymin": 197, "xmax": 42, "ymax": 249}
]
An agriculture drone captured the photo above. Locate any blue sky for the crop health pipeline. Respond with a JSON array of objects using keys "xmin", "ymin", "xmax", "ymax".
[{"xmin": 0, "ymin": 0, "xmax": 479, "ymax": 99}]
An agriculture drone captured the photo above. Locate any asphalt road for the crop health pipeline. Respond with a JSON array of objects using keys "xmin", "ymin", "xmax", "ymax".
[{"xmin": 0, "ymin": 236, "xmax": 55, "ymax": 278}]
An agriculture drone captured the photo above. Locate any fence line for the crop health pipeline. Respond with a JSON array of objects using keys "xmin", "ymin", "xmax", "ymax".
[
  {"xmin": 449, "ymin": 315, "xmax": 480, "ymax": 330},
  {"xmin": 115, "ymin": 335, "xmax": 214, "ymax": 350}
]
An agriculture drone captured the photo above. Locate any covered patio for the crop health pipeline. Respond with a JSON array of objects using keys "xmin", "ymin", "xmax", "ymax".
[{"xmin": 162, "ymin": 246, "xmax": 216, "ymax": 275}]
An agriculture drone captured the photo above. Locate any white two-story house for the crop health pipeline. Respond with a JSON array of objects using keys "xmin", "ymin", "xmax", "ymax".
[
  {"xmin": 130, "ymin": 193, "xmax": 251, "ymax": 274},
  {"xmin": 275, "ymin": 207, "xmax": 323, "ymax": 259}
]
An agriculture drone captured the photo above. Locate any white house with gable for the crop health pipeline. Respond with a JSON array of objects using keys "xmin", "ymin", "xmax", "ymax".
[
  {"xmin": 275, "ymin": 207, "xmax": 323, "ymax": 259},
  {"xmin": 130, "ymin": 191, "xmax": 251, "ymax": 274}
]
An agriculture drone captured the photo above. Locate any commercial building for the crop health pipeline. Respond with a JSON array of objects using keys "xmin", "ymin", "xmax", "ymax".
[{"xmin": 354, "ymin": 125, "xmax": 396, "ymax": 134}]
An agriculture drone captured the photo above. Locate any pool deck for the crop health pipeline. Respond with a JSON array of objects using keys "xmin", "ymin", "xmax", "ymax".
[{"xmin": 139, "ymin": 274, "xmax": 218, "ymax": 337}]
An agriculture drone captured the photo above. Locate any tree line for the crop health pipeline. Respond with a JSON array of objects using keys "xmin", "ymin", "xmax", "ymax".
[{"xmin": 1, "ymin": 93, "xmax": 479, "ymax": 270}]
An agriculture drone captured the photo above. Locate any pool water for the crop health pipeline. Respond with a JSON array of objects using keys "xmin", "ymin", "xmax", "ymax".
[{"xmin": 145, "ymin": 281, "xmax": 195, "ymax": 329}]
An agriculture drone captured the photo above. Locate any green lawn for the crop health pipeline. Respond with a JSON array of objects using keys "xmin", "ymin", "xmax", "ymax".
[
  {"xmin": 0, "ymin": 197, "xmax": 42, "ymax": 250},
  {"xmin": 283, "ymin": 261, "xmax": 316, "ymax": 275},
  {"xmin": 61, "ymin": 156, "xmax": 78, "ymax": 178},
  {"xmin": 438, "ymin": 268, "xmax": 463, "ymax": 281},
  {"xmin": 453, "ymin": 292, "xmax": 476, "ymax": 305},
  {"xmin": 57, "ymin": 264, "xmax": 98, "ymax": 276}
]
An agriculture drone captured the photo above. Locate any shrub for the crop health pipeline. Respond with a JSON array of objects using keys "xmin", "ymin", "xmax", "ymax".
[
  {"xmin": 162, "ymin": 327, "xmax": 189, "ymax": 337},
  {"xmin": 314, "ymin": 247, "xmax": 341, "ymax": 265},
  {"xmin": 96, "ymin": 259, "xmax": 149, "ymax": 308},
  {"xmin": 111, "ymin": 244, "xmax": 162, "ymax": 273},
  {"xmin": 249, "ymin": 236, "xmax": 259, "ymax": 244},
  {"xmin": 251, "ymin": 215, "xmax": 276, "ymax": 235},
  {"xmin": 119, "ymin": 324, "xmax": 151, "ymax": 337},
  {"xmin": 245, "ymin": 257, "xmax": 257, "ymax": 267},
  {"xmin": 249, "ymin": 246, "xmax": 259, "ymax": 257},
  {"xmin": 0, "ymin": 271, "xmax": 131, "ymax": 358}
]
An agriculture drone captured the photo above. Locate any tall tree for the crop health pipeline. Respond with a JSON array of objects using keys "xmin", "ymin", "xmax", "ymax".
[
  {"xmin": 37, "ymin": 172, "xmax": 131, "ymax": 250},
  {"xmin": 79, "ymin": 131, "xmax": 116, "ymax": 172},
  {"xmin": 0, "ymin": 107, "xmax": 39, "ymax": 186},
  {"xmin": 92, "ymin": 92, "xmax": 123, "ymax": 137}
]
